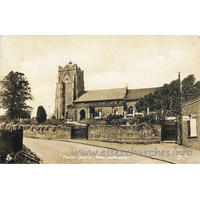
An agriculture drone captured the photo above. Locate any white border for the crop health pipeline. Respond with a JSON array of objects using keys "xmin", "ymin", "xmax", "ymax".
[{"xmin": 1, "ymin": 1, "xmax": 200, "ymax": 200}]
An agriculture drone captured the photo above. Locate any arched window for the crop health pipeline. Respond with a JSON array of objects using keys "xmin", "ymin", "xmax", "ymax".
[
  {"xmin": 114, "ymin": 108, "xmax": 118, "ymax": 115},
  {"xmin": 90, "ymin": 107, "xmax": 95, "ymax": 118},
  {"xmin": 98, "ymin": 109, "xmax": 102, "ymax": 118},
  {"xmin": 128, "ymin": 106, "xmax": 133, "ymax": 114}
]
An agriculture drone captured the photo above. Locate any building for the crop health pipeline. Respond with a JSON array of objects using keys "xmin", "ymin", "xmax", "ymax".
[
  {"xmin": 54, "ymin": 62, "xmax": 158, "ymax": 121},
  {"xmin": 182, "ymin": 97, "xmax": 200, "ymax": 150}
]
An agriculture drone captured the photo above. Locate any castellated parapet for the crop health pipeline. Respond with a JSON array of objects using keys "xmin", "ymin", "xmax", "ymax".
[{"xmin": 54, "ymin": 62, "xmax": 85, "ymax": 119}]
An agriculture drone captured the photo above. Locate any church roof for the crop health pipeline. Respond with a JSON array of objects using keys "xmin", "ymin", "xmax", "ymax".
[
  {"xmin": 74, "ymin": 87, "xmax": 159, "ymax": 103},
  {"xmin": 74, "ymin": 88, "xmax": 127, "ymax": 102},
  {"xmin": 126, "ymin": 87, "xmax": 158, "ymax": 100}
]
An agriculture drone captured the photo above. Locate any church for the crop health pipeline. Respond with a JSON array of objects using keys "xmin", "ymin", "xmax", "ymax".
[{"xmin": 54, "ymin": 61, "xmax": 157, "ymax": 121}]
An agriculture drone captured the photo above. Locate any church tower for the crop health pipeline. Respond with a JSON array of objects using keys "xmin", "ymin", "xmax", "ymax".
[{"xmin": 54, "ymin": 61, "xmax": 84, "ymax": 119}]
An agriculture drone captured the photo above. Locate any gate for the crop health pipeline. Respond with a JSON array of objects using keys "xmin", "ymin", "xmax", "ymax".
[
  {"xmin": 161, "ymin": 122, "xmax": 178, "ymax": 141},
  {"xmin": 71, "ymin": 125, "xmax": 88, "ymax": 139}
]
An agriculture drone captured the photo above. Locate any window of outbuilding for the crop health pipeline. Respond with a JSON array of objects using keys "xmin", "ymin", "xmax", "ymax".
[{"xmin": 188, "ymin": 114, "xmax": 197, "ymax": 137}]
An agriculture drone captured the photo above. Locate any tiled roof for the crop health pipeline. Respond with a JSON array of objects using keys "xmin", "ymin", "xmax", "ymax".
[
  {"xmin": 126, "ymin": 87, "xmax": 158, "ymax": 100},
  {"xmin": 74, "ymin": 88, "xmax": 127, "ymax": 102}
]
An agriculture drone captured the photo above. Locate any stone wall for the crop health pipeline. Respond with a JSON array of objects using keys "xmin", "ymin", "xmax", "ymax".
[
  {"xmin": 182, "ymin": 99, "xmax": 200, "ymax": 150},
  {"xmin": 0, "ymin": 122, "xmax": 72, "ymax": 140},
  {"xmin": 94, "ymin": 106, "xmax": 113, "ymax": 117},
  {"xmin": 74, "ymin": 99, "xmax": 132, "ymax": 120},
  {"xmin": 88, "ymin": 124, "xmax": 161, "ymax": 144},
  {"xmin": 23, "ymin": 124, "xmax": 72, "ymax": 140}
]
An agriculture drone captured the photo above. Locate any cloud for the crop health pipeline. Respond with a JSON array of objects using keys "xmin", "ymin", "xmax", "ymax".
[
  {"xmin": 169, "ymin": 49, "xmax": 187, "ymax": 58},
  {"xmin": 21, "ymin": 52, "xmax": 63, "ymax": 117},
  {"xmin": 86, "ymin": 69, "xmax": 163, "ymax": 91}
]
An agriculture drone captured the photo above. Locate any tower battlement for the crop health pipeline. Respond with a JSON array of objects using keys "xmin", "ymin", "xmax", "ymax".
[{"xmin": 58, "ymin": 62, "xmax": 83, "ymax": 73}]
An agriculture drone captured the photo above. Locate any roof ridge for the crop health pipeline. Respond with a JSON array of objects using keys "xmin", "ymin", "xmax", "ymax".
[
  {"xmin": 84, "ymin": 87, "xmax": 126, "ymax": 92},
  {"xmin": 128, "ymin": 87, "xmax": 160, "ymax": 91},
  {"xmin": 83, "ymin": 87, "xmax": 160, "ymax": 92},
  {"xmin": 182, "ymin": 97, "xmax": 200, "ymax": 107}
]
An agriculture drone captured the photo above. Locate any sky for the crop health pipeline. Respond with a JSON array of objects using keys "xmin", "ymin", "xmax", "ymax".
[{"xmin": 0, "ymin": 35, "xmax": 200, "ymax": 117}]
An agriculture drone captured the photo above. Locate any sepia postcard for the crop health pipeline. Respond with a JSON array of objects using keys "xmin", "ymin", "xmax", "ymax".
[{"xmin": 0, "ymin": 35, "xmax": 200, "ymax": 164}]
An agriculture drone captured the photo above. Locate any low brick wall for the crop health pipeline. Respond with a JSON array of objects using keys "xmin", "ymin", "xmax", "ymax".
[
  {"xmin": 23, "ymin": 124, "xmax": 72, "ymax": 139},
  {"xmin": 88, "ymin": 124, "xmax": 161, "ymax": 144}
]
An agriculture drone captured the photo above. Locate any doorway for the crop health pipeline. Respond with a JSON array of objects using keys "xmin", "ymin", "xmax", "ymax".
[{"xmin": 80, "ymin": 109, "xmax": 86, "ymax": 120}]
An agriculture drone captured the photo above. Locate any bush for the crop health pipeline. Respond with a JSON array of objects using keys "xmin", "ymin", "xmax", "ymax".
[
  {"xmin": 105, "ymin": 113, "xmax": 159, "ymax": 126},
  {"xmin": 0, "ymin": 115, "xmax": 9, "ymax": 122},
  {"xmin": 105, "ymin": 114, "xmax": 124, "ymax": 125},
  {"xmin": 36, "ymin": 106, "xmax": 47, "ymax": 123},
  {"xmin": 105, "ymin": 114, "xmax": 113, "ymax": 124},
  {"xmin": 118, "ymin": 119, "xmax": 126, "ymax": 125}
]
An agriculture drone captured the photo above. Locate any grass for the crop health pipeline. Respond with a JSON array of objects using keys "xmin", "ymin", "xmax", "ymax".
[
  {"xmin": 78, "ymin": 118, "xmax": 107, "ymax": 125},
  {"xmin": 0, "ymin": 117, "xmax": 108, "ymax": 126}
]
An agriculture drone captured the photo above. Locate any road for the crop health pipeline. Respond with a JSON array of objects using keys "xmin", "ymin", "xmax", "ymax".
[{"xmin": 23, "ymin": 138, "xmax": 170, "ymax": 164}]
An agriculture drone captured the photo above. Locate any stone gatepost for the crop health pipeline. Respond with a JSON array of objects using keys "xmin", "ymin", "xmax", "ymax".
[{"xmin": 124, "ymin": 111, "xmax": 127, "ymax": 119}]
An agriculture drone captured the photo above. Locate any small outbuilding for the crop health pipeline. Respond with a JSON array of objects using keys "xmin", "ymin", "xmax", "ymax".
[{"xmin": 182, "ymin": 98, "xmax": 200, "ymax": 150}]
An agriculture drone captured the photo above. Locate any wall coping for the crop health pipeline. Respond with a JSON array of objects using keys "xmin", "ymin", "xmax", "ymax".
[
  {"xmin": 0, "ymin": 123, "xmax": 71, "ymax": 131},
  {"xmin": 182, "ymin": 98, "xmax": 200, "ymax": 108},
  {"xmin": 89, "ymin": 124, "xmax": 160, "ymax": 128}
]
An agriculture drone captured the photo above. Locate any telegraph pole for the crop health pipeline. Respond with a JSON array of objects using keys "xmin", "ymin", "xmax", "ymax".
[
  {"xmin": 49, "ymin": 106, "xmax": 50, "ymax": 119},
  {"xmin": 178, "ymin": 72, "xmax": 182, "ymax": 145}
]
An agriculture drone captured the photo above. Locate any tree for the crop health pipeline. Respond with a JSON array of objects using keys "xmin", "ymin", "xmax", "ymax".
[
  {"xmin": 135, "ymin": 74, "xmax": 200, "ymax": 118},
  {"xmin": 0, "ymin": 71, "xmax": 33, "ymax": 121},
  {"xmin": 194, "ymin": 81, "xmax": 200, "ymax": 98},
  {"xmin": 168, "ymin": 79, "xmax": 179, "ymax": 116},
  {"xmin": 135, "ymin": 97, "xmax": 145, "ymax": 112},
  {"xmin": 36, "ymin": 106, "xmax": 47, "ymax": 123},
  {"xmin": 181, "ymin": 74, "xmax": 196, "ymax": 102}
]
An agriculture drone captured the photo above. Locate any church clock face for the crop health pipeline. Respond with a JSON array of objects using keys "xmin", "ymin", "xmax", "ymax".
[{"xmin": 65, "ymin": 75, "xmax": 69, "ymax": 83}]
